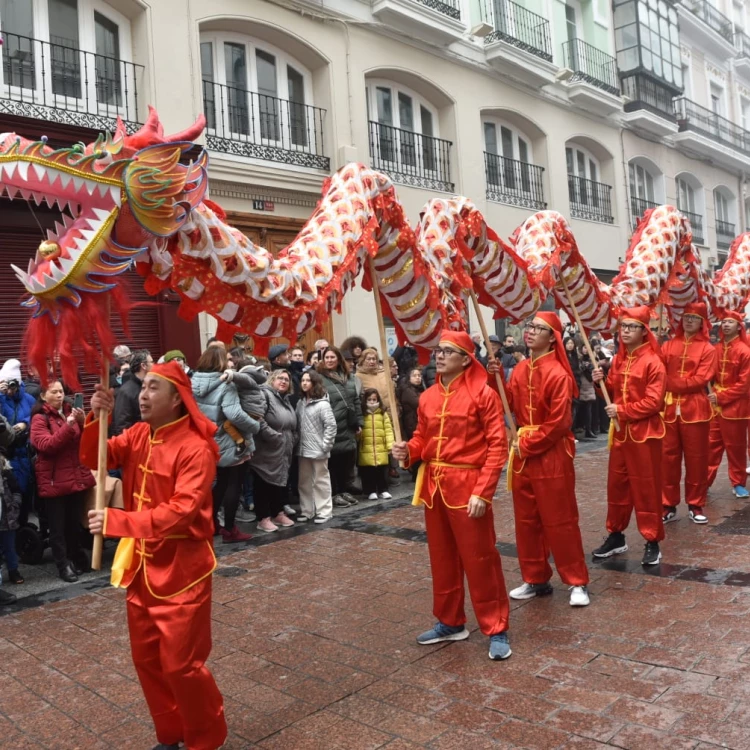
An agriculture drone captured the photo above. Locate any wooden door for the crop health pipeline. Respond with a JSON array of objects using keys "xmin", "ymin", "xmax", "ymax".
[{"xmin": 224, "ymin": 211, "xmax": 334, "ymax": 355}]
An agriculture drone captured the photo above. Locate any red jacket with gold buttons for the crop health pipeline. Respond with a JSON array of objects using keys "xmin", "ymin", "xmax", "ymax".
[
  {"xmin": 661, "ymin": 335, "xmax": 717, "ymax": 423},
  {"xmin": 712, "ymin": 337, "xmax": 750, "ymax": 420},
  {"xmin": 606, "ymin": 343, "xmax": 667, "ymax": 443}
]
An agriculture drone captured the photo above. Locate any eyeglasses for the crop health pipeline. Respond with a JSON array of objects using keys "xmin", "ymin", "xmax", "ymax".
[
  {"xmin": 620, "ymin": 323, "xmax": 644, "ymax": 332},
  {"xmin": 682, "ymin": 316, "xmax": 701, "ymax": 323},
  {"xmin": 433, "ymin": 347, "xmax": 463, "ymax": 358},
  {"xmin": 524, "ymin": 324, "xmax": 550, "ymax": 334}
]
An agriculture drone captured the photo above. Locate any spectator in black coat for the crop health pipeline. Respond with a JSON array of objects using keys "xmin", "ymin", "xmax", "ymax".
[
  {"xmin": 112, "ymin": 349, "xmax": 153, "ymax": 435},
  {"xmin": 392, "ymin": 342, "xmax": 419, "ymax": 379}
]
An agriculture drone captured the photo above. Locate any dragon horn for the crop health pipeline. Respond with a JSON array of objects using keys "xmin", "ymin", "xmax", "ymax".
[
  {"xmin": 164, "ymin": 114, "xmax": 207, "ymax": 143},
  {"xmin": 113, "ymin": 116, "xmax": 128, "ymax": 143}
]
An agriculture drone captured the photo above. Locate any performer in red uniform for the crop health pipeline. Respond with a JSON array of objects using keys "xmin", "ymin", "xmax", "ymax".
[
  {"xmin": 661, "ymin": 302, "xmax": 717, "ymax": 524},
  {"xmin": 500, "ymin": 312, "xmax": 589, "ymax": 606},
  {"xmin": 391, "ymin": 330, "xmax": 511, "ymax": 661},
  {"xmin": 592, "ymin": 306, "xmax": 667, "ymax": 566},
  {"xmin": 707, "ymin": 311, "xmax": 750, "ymax": 498},
  {"xmin": 85, "ymin": 362, "xmax": 227, "ymax": 750}
]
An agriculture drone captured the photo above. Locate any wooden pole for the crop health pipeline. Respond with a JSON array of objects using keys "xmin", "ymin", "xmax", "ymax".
[
  {"xmin": 559, "ymin": 271, "xmax": 620, "ymax": 432},
  {"xmin": 368, "ymin": 256, "xmax": 403, "ymax": 446},
  {"xmin": 91, "ymin": 307, "xmax": 111, "ymax": 571},
  {"xmin": 657, "ymin": 303, "xmax": 664, "ymax": 341},
  {"xmin": 469, "ymin": 290, "xmax": 519, "ymax": 445}
]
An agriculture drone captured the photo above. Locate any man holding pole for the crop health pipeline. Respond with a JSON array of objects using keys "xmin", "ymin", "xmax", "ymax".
[
  {"xmin": 592, "ymin": 307, "xmax": 667, "ymax": 566},
  {"xmin": 491, "ymin": 312, "xmax": 590, "ymax": 606},
  {"xmin": 85, "ymin": 361, "xmax": 227, "ymax": 750},
  {"xmin": 391, "ymin": 330, "xmax": 511, "ymax": 661},
  {"xmin": 661, "ymin": 302, "xmax": 717, "ymax": 524},
  {"xmin": 707, "ymin": 311, "xmax": 750, "ymax": 498}
]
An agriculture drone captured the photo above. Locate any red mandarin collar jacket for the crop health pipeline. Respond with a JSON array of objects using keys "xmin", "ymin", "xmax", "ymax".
[
  {"xmin": 405, "ymin": 373, "xmax": 506, "ymax": 507},
  {"xmin": 80, "ymin": 414, "xmax": 217, "ymax": 597},
  {"xmin": 605, "ymin": 343, "xmax": 667, "ymax": 443},
  {"xmin": 507, "ymin": 350, "xmax": 575, "ymax": 458},
  {"xmin": 713, "ymin": 337, "xmax": 750, "ymax": 420},
  {"xmin": 661, "ymin": 335, "xmax": 717, "ymax": 423}
]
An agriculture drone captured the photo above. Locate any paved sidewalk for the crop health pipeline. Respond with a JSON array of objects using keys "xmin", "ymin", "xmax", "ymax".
[{"xmin": 3, "ymin": 441, "xmax": 750, "ymax": 749}]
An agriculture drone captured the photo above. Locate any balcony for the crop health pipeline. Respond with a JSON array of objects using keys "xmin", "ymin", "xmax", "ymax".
[
  {"xmin": 736, "ymin": 31, "xmax": 750, "ymax": 78},
  {"xmin": 0, "ymin": 31, "xmax": 142, "ymax": 132},
  {"xmin": 630, "ymin": 196, "xmax": 658, "ymax": 230},
  {"xmin": 568, "ymin": 174, "xmax": 614, "ymax": 224},
  {"xmin": 202, "ymin": 81, "xmax": 329, "ymax": 171},
  {"xmin": 673, "ymin": 97, "xmax": 750, "ymax": 170},
  {"xmin": 716, "ymin": 219, "xmax": 736, "ymax": 248},
  {"xmin": 368, "ymin": 120, "xmax": 454, "ymax": 192},
  {"xmin": 620, "ymin": 73, "xmax": 679, "ymax": 136},
  {"xmin": 679, "ymin": 0, "xmax": 734, "ymax": 59},
  {"xmin": 562, "ymin": 39, "xmax": 621, "ymax": 114},
  {"xmin": 371, "ymin": 0, "xmax": 465, "ymax": 45},
  {"xmin": 679, "ymin": 208, "xmax": 704, "ymax": 244},
  {"xmin": 479, "ymin": 0, "xmax": 558, "ymax": 87},
  {"xmin": 485, "ymin": 152, "xmax": 546, "ymax": 210}
]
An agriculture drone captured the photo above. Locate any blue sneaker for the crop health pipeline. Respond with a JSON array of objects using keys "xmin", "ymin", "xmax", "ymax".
[
  {"xmin": 488, "ymin": 631, "xmax": 512, "ymax": 661},
  {"xmin": 734, "ymin": 485, "xmax": 749, "ymax": 498},
  {"xmin": 416, "ymin": 622, "xmax": 469, "ymax": 645}
]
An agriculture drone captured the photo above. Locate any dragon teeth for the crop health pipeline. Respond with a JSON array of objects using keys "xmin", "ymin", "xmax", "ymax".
[
  {"xmin": 16, "ymin": 161, "xmax": 29, "ymax": 181},
  {"xmin": 31, "ymin": 163, "xmax": 46, "ymax": 181}
]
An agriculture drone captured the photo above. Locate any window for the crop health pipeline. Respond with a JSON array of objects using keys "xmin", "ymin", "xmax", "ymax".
[
  {"xmin": 366, "ymin": 81, "xmax": 441, "ymax": 176},
  {"xmin": 0, "ymin": 0, "xmax": 131, "ymax": 112},
  {"xmin": 565, "ymin": 3, "xmax": 580, "ymax": 43},
  {"xmin": 715, "ymin": 190, "xmax": 730, "ymax": 223},
  {"xmin": 681, "ymin": 63, "xmax": 691, "ymax": 99},
  {"xmin": 567, "ymin": 144, "xmax": 601, "ymax": 207},
  {"xmin": 629, "ymin": 162, "xmax": 655, "ymax": 202},
  {"xmin": 710, "ymin": 83, "xmax": 725, "ymax": 117},
  {"xmin": 200, "ymin": 34, "xmax": 313, "ymax": 149},
  {"xmin": 484, "ymin": 119, "xmax": 533, "ymax": 194},
  {"xmin": 742, "ymin": 98, "xmax": 750, "ymax": 132},
  {"xmin": 676, "ymin": 177, "xmax": 696, "ymax": 214}
]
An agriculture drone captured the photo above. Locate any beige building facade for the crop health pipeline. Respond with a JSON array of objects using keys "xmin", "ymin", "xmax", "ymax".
[{"xmin": 0, "ymin": 0, "xmax": 748, "ymax": 355}]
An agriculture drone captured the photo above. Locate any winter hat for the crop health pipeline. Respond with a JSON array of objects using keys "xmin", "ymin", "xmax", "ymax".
[
  {"xmin": 163, "ymin": 349, "xmax": 187, "ymax": 363},
  {"xmin": 268, "ymin": 344, "xmax": 289, "ymax": 362},
  {"xmin": 0, "ymin": 359, "xmax": 22, "ymax": 383}
]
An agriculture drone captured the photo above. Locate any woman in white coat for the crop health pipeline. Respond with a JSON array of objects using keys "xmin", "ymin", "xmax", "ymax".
[{"xmin": 296, "ymin": 370, "xmax": 337, "ymax": 523}]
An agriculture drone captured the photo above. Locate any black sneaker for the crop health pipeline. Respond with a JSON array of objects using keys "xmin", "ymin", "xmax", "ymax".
[
  {"xmin": 641, "ymin": 541, "xmax": 661, "ymax": 566},
  {"xmin": 592, "ymin": 532, "xmax": 628, "ymax": 558},
  {"xmin": 662, "ymin": 506, "xmax": 677, "ymax": 523}
]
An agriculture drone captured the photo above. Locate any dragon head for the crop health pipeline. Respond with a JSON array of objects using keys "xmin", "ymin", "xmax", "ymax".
[{"xmin": 1, "ymin": 106, "xmax": 208, "ymax": 322}]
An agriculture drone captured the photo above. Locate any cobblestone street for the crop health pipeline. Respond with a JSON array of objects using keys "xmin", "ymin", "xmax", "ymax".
[{"xmin": 3, "ymin": 443, "xmax": 750, "ymax": 749}]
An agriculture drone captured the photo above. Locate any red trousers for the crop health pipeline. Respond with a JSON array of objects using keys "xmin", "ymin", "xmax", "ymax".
[
  {"xmin": 424, "ymin": 498, "xmax": 509, "ymax": 636},
  {"xmin": 662, "ymin": 420, "xmax": 710, "ymax": 508},
  {"xmin": 126, "ymin": 572, "xmax": 227, "ymax": 750},
  {"xmin": 708, "ymin": 416, "xmax": 748, "ymax": 488},
  {"xmin": 511, "ymin": 442, "xmax": 588, "ymax": 586},
  {"xmin": 606, "ymin": 438, "xmax": 665, "ymax": 543}
]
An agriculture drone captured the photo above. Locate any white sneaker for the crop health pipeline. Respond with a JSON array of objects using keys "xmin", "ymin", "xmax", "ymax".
[
  {"xmin": 235, "ymin": 507, "xmax": 256, "ymax": 523},
  {"xmin": 283, "ymin": 504, "xmax": 297, "ymax": 516},
  {"xmin": 569, "ymin": 586, "xmax": 590, "ymax": 607},
  {"xmin": 379, "ymin": 492, "xmax": 393, "ymax": 499},
  {"xmin": 217, "ymin": 509, "xmax": 225, "ymax": 527},
  {"xmin": 314, "ymin": 516, "xmax": 331, "ymax": 524},
  {"xmin": 368, "ymin": 493, "xmax": 378, "ymax": 501},
  {"xmin": 509, "ymin": 582, "xmax": 553, "ymax": 600}
]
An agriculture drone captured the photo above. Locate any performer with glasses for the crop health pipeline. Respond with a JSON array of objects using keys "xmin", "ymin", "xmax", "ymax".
[
  {"xmin": 592, "ymin": 307, "xmax": 667, "ymax": 566},
  {"xmin": 661, "ymin": 303, "xmax": 717, "ymax": 525},
  {"xmin": 391, "ymin": 330, "xmax": 511, "ymax": 661},
  {"xmin": 489, "ymin": 313, "xmax": 590, "ymax": 607},
  {"xmin": 707, "ymin": 311, "xmax": 750, "ymax": 499}
]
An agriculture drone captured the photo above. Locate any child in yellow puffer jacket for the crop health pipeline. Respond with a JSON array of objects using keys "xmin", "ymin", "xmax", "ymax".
[{"xmin": 358, "ymin": 388, "xmax": 395, "ymax": 500}]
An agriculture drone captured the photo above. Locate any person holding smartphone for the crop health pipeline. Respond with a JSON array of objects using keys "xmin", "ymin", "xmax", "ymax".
[{"xmin": 30, "ymin": 381, "xmax": 94, "ymax": 582}]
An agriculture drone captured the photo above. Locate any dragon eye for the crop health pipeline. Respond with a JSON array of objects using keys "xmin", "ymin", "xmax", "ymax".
[{"xmin": 95, "ymin": 150, "xmax": 113, "ymax": 165}]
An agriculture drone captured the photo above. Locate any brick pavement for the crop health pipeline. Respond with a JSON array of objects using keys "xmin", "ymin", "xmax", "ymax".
[{"xmin": 3, "ymin": 445, "xmax": 750, "ymax": 748}]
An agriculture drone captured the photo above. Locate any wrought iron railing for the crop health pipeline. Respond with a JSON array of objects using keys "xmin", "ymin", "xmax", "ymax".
[
  {"xmin": 679, "ymin": 209, "xmax": 704, "ymax": 244},
  {"xmin": 485, "ymin": 152, "xmax": 545, "ymax": 209},
  {"xmin": 674, "ymin": 97, "xmax": 750, "ymax": 154},
  {"xmin": 568, "ymin": 174, "xmax": 614, "ymax": 224},
  {"xmin": 368, "ymin": 120, "xmax": 453, "ymax": 192},
  {"xmin": 202, "ymin": 80, "xmax": 329, "ymax": 170},
  {"xmin": 716, "ymin": 219, "xmax": 735, "ymax": 247},
  {"xmin": 736, "ymin": 30, "xmax": 750, "ymax": 59},
  {"xmin": 621, "ymin": 73, "xmax": 677, "ymax": 119},
  {"xmin": 682, "ymin": 0, "xmax": 734, "ymax": 44},
  {"xmin": 479, "ymin": 0, "xmax": 553, "ymax": 62},
  {"xmin": 630, "ymin": 196, "xmax": 659, "ymax": 229},
  {"xmin": 563, "ymin": 38, "xmax": 620, "ymax": 95},
  {"xmin": 0, "ymin": 31, "xmax": 142, "ymax": 130},
  {"xmin": 414, "ymin": 0, "xmax": 461, "ymax": 19}
]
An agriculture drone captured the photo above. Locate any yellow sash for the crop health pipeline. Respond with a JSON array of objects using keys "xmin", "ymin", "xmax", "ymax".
[
  {"xmin": 507, "ymin": 425, "xmax": 540, "ymax": 491},
  {"xmin": 110, "ymin": 537, "xmax": 136, "ymax": 588},
  {"xmin": 412, "ymin": 460, "xmax": 480, "ymax": 507}
]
